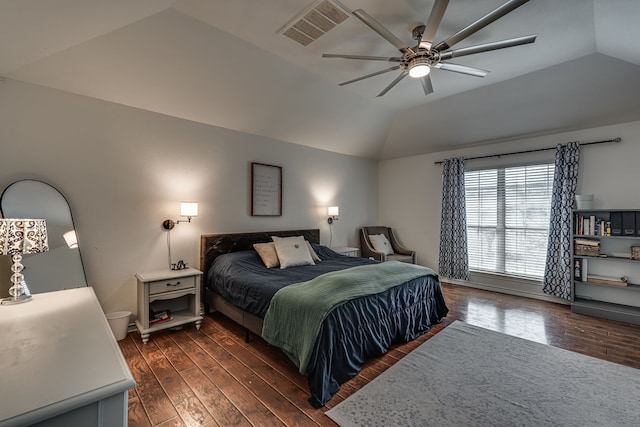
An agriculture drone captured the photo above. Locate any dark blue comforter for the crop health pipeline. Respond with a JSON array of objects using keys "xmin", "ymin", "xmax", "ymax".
[
  {"xmin": 207, "ymin": 244, "xmax": 448, "ymax": 407},
  {"xmin": 208, "ymin": 244, "xmax": 378, "ymax": 317}
]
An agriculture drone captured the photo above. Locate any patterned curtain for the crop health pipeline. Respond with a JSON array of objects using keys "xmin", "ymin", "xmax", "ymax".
[
  {"xmin": 439, "ymin": 157, "xmax": 469, "ymax": 280},
  {"xmin": 543, "ymin": 142, "xmax": 580, "ymax": 299}
]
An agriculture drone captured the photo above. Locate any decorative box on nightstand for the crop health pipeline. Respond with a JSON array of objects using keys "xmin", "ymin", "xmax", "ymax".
[
  {"xmin": 332, "ymin": 246, "xmax": 360, "ymax": 257},
  {"xmin": 135, "ymin": 268, "xmax": 203, "ymax": 344}
]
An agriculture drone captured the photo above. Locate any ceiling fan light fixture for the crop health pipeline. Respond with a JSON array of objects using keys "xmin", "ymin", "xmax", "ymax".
[
  {"xmin": 324, "ymin": 0, "xmax": 535, "ymax": 96},
  {"xmin": 409, "ymin": 63, "xmax": 431, "ymax": 78}
]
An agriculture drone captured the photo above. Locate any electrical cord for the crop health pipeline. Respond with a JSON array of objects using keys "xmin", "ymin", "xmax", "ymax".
[
  {"xmin": 166, "ymin": 229, "xmax": 172, "ymax": 269},
  {"xmin": 329, "ymin": 223, "xmax": 333, "ymax": 248}
]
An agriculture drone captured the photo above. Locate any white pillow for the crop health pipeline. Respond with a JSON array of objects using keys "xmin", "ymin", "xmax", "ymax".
[
  {"xmin": 368, "ymin": 234, "xmax": 395, "ymax": 255},
  {"xmin": 271, "ymin": 236, "xmax": 315, "ymax": 269},
  {"xmin": 306, "ymin": 240, "xmax": 321, "ymax": 262}
]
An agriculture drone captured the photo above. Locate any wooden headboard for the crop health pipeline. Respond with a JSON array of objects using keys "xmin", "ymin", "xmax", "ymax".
[{"xmin": 199, "ymin": 229, "xmax": 320, "ymax": 287}]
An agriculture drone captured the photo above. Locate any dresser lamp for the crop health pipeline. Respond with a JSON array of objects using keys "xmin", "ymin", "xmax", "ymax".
[{"xmin": 0, "ymin": 219, "xmax": 49, "ymax": 305}]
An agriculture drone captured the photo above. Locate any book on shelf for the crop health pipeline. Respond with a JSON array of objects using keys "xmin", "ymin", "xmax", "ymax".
[
  {"xmin": 149, "ymin": 315, "xmax": 173, "ymax": 326},
  {"xmin": 574, "ymin": 258, "xmax": 588, "ymax": 282},
  {"xmin": 586, "ymin": 275, "xmax": 628, "ymax": 287},
  {"xmin": 574, "ymin": 214, "xmax": 610, "ymax": 236},
  {"xmin": 149, "ymin": 309, "xmax": 172, "ymax": 326},
  {"xmin": 574, "ymin": 238, "xmax": 600, "ymax": 247}
]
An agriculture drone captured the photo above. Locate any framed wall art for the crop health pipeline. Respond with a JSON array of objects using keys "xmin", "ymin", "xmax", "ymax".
[{"xmin": 251, "ymin": 162, "xmax": 282, "ymax": 216}]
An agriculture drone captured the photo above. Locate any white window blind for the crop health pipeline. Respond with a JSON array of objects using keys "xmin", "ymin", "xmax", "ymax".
[{"xmin": 465, "ymin": 163, "xmax": 555, "ymax": 279}]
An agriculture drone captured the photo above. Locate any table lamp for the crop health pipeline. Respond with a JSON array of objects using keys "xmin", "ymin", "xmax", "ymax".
[{"xmin": 0, "ymin": 219, "xmax": 49, "ymax": 305}]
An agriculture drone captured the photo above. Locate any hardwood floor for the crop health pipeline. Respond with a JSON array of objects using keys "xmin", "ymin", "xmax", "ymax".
[{"xmin": 120, "ymin": 282, "xmax": 640, "ymax": 426}]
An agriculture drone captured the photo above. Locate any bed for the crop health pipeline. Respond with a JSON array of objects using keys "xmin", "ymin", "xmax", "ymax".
[{"xmin": 200, "ymin": 229, "xmax": 448, "ymax": 407}]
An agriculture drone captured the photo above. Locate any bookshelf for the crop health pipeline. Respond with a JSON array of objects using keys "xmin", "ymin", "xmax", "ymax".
[{"xmin": 571, "ymin": 209, "xmax": 640, "ymax": 325}]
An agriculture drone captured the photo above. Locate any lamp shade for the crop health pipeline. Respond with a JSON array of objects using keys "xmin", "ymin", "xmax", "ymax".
[
  {"xmin": 180, "ymin": 202, "xmax": 199, "ymax": 218},
  {"xmin": 63, "ymin": 230, "xmax": 79, "ymax": 249},
  {"xmin": 0, "ymin": 219, "xmax": 48, "ymax": 304},
  {"xmin": 0, "ymin": 219, "xmax": 49, "ymax": 255},
  {"xmin": 328, "ymin": 206, "xmax": 339, "ymax": 217}
]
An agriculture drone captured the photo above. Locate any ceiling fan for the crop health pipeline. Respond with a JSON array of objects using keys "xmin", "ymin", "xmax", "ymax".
[{"xmin": 323, "ymin": 0, "xmax": 537, "ymax": 97}]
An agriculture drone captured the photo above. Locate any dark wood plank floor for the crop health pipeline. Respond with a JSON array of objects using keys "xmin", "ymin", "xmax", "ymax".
[{"xmin": 120, "ymin": 282, "xmax": 640, "ymax": 426}]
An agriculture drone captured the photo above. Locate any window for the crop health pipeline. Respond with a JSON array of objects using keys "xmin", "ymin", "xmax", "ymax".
[{"xmin": 465, "ymin": 164, "xmax": 554, "ymax": 280}]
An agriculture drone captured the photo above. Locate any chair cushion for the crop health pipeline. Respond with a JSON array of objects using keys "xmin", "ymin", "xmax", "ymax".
[
  {"xmin": 364, "ymin": 227, "xmax": 390, "ymax": 238},
  {"xmin": 387, "ymin": 254, "xmax": 413, "ymax": 263},
  {"xmin": 368, "ymin": 233, "xmax": 395, "ymax": 255}
]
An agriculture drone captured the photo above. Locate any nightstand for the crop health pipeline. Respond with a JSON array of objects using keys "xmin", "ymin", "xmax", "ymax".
[
  {"xmin": 135, "ymin": 268, "xmax": 203, "ymax": 344},
  {"xmin": 332, "ymin": 246, "xmax": 360, "ymax": 257}
]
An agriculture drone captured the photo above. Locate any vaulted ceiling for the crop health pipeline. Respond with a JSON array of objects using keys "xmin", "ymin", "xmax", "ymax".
[{"xmin": 2, "ymin": 0, "xmax": 640, "ymax": 159}]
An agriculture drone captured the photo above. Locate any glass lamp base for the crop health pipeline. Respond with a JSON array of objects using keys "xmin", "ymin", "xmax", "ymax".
[
  {"xmin": 2, "ymin": 279, "xmax": 33, "ymax": 305},
  {"xmin": 1, "ymin": 293, "xmax": 33, "ymax": 305}
]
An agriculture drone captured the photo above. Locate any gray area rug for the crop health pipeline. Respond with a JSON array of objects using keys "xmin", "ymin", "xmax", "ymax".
[{"xmin": 326, "ymin": 320, "xmax": 640, "ymax": 426}]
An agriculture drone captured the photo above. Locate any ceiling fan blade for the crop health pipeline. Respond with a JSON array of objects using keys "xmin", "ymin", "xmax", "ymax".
[
  {"xmin": 420, "ymin": 74, "xmax": 434, "ymax": 95},
  {"xmin": 322, "ymin": 53, "xmax": 402, "ymax": 62},
  {"xmin": 422, "ymin": 0, "xmax": 449, "ymax": 48},
  {"xmin": 438, "ymin": 34, "xmax": 536, "ymax": 60},
  {"xmin": 435, "ymin": 62, "xmax": 489, "ymax": 77},
  {"xmin": 377, "ymin": 72, "xmax": 408, "ymax": 97},
  {"xmin": 339, "ymin": 66, "xmax": 401, "ymax": 86},
  {"xmin": 433, "ymin": 0, "xmax": 530, "ymax": 52},
  {"xmin": 352, "ymin": 9, "xmax": 412, "ymax": 54}
]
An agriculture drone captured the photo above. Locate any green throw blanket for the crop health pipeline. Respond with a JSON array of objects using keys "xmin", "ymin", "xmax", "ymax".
[{"xmin": 261, "ymin": 261, "xmax": 437, "ymax": 374}]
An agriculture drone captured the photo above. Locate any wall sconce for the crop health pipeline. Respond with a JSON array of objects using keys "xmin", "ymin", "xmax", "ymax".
[
  {"xmin": 327, "ymin": 206, "xmax": 339, "ymax": 224},
  {"xmin": 63, "ymin": 230, "xmax": 78, "ymax": 249},
  {"xmin": 162, "ymin": 201, "xmax": 199, "ymax": 230},
  {"xmin": 0, "ymin": 219, "xmax": 49, "ymax": 305},
  {"xmin": 327, "ymin": 206, "xmax": 339, "ymax": 248}
]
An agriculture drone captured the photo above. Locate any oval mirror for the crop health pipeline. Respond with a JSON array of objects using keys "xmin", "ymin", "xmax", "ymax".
[{"xmin": 1, "ymin": 180, "xmax": 88, "ymax": 293}]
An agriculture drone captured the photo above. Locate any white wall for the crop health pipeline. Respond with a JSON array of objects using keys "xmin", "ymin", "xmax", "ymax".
[
  {"xmin": 379, "ymin": 119, "xmax": 640, "ymax": 299},
  {"xmin": 0, "ymin": 79, "xmax": 378, "ymax": 317}
]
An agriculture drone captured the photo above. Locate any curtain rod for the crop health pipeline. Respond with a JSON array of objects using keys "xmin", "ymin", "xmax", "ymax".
[{"xmin": 433, "ymin": 137, "xmax": 622, "ymax": 165}]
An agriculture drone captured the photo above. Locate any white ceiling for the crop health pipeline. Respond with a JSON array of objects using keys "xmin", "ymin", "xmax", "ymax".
[{"xmin": 2, "ymin": 0, "xmax": 640, "ymax": 159}]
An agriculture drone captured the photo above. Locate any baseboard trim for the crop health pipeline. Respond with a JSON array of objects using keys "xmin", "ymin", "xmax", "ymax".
[{"xmin": 442, "ymin": 278, "xmax": 570, "ymax": 306}]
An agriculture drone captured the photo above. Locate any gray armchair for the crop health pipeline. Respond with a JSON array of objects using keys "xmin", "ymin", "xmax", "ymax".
[{"xmin": 360, "ymin": 226, "xmax": 416, "ymax": 264}]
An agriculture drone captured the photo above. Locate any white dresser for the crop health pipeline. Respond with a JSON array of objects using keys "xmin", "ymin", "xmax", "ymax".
[{"xmin": 0, "ymin": 287, "xmax": 135, "ymax": 427}]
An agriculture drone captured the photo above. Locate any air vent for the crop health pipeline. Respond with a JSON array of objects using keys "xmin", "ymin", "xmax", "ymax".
[{"xmin": 278, "ymin": 0, "xmax": 350, "ymax": 46}]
